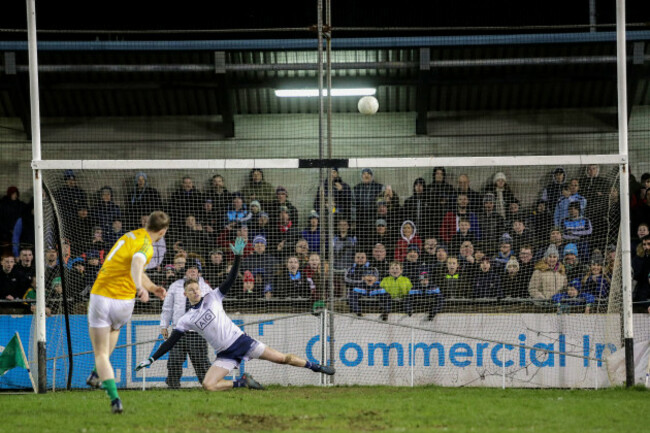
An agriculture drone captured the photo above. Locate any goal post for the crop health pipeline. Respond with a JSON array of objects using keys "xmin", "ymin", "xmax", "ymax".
[{"xmin": 26, "ymin": 0, "xmax": 47, "ymax": 394}]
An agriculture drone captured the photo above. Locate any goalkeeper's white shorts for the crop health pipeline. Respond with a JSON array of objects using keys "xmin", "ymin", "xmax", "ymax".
[
  {"xmin": 88, "ymin": 294, "xmax": 135, "ymax": 330},
  {"xmin": 213, "ymin": 334, "xmax": 266, "ymax": 371}
]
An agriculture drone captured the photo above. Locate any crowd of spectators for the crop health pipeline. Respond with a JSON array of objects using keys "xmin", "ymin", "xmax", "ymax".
[{"xmin": 2, "ymin": 165, "xmax": 650, "ymax": 318}]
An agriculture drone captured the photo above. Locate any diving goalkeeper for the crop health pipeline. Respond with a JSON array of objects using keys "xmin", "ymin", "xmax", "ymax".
[{"xmin": 136, "ymin": 237, "xmax": 334, "ymax": 390}]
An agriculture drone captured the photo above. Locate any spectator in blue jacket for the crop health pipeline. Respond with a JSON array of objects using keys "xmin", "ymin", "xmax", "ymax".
[
  {"xmin": 349, "ymin": 267, "xmax": 391, "ymax": 319},
  {"xmin": 344, "ymin": 250, "xmax": 370, "ymax": 291},
  {"xmin": 554, "ymin": 179, "xmax": 587, "ymax": 226},
  {"xmin": 406, "ymin": 270, "xmax": 444, "ymax": 320},
  {"xmin": 552, "ymin": 278, "xmax": 595, "ymax": 314},
  {"xmin": 561, "ymin": 201, "xmax": 593, "ymax": 261},
  {"xmin": 225, "ymin": 192, "xmax": 249, "ymax": 225},
  {"xmin": 301, "ymin": 211, "xmax": 321, "ymax": 254},
  {"xmin": 241, "ymin": 235, "xmax": 277, "ymax": 294},
  {"xmin": 580, "ymin": 251, "xmax": 610, "ymax": 299},
  {"xmin": 493, "ymin": 233, "xmax": 515, "ymax": 270}
]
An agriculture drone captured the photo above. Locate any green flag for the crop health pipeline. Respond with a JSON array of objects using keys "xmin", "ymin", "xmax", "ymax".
[{"xmin": 0, "ymin": 334, "xmax": 28, "ymax": 376}]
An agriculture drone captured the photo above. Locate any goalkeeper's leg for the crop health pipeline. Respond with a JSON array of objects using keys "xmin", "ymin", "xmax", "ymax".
[
  {"xmin": 202, "ymin": 365, "xmax": 263, "ymax": 391},
  {"xmin": 259, "ymin": 346, "xmax": 335, "ymax": 375}
]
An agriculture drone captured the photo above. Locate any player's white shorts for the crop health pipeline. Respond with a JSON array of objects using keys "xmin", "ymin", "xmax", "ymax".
[
  {"xmin": 88, "ymin": 294, "xmax": 135, "ymax": 330},
  {"xmin": 212, "ymin": 334, "xmax": 267, "ymax": 371}
]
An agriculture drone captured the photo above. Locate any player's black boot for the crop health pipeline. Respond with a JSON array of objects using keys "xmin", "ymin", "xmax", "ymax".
[
  {"xmin": 111, "ymin": 398, "xmax": 123, "ymax": 414},
  {"xmin": 314, "ymin": 364, "xmax": 336, "ymax": 375},
  {"xmin": 86, "ymin": 370, "xmax": 101, "ymax": 389},
  {"xmin": 241, "ymin": 373, "xmax": 264, "ymax": 390}
]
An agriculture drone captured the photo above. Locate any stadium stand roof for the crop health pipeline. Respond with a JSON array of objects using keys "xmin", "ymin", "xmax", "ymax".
[{"xmin": 1, "ymin": 32, "xmax": 650, "ymax": 137}]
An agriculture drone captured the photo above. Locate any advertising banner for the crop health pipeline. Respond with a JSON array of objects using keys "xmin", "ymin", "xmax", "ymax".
[{"xmin": 1, "ymin": 313, "xmax": 647, "ymax": 389}]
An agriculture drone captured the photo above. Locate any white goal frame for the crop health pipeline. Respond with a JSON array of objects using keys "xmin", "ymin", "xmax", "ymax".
[{"xmin": 25, "ymin": 0, "xmax": 635, "ymax": 389}]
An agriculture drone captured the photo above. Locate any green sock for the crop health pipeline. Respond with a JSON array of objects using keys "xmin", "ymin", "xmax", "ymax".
[
  {"xmin": 102, "ymin": 379, "xmax": 119, "ymax": 401},
  {"xmin": 92, "ymin": 366, "xmax": 97, "ymax": 374}
]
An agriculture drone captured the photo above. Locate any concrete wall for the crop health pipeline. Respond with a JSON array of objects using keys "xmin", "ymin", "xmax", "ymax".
[{"xmin": 0, "ymin": 106, "xmax": 648, "ymax": 225}]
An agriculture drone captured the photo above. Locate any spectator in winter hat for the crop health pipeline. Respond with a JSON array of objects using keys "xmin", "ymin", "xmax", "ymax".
[
  {"xmin": 360, "ymin": 218, "xmax": 395, "ymax": 256},
  {"xmin": 561, "ymin": 242, "xmax": 586, "ymax": 282},
  {"xmin": 502, "ymin": 256, "xmax": 529, "ymax": 298},
  {"xmin": 402, "ymin": 243, "xmax": 424, "ymax": 284},
  {"xmin": 301, "ymin": 211, "xmax": 321, "ymax": 254},
  {"xmin": 349, "ymin": 265, "xmax": 391, "ymax": 320},
  {"xmin": 482, "ymin": 171, "xmax": 517, "ymax": 219},
  {"xmin": 249, "ymin": 211, "xmax": 270, "ymax": 241},
  {"xmin": 580, "ymin": 250, "xmax": 610, "ymax": 299},
  {"xmin": 493, "ymin": 233, "xmax": 514, "ymax": 269},
  {"xmin": 528, "ymin": 244, "xmax": 567, "ymax": 300},
  {"xmin": 241, "ymin": 270, "xmax": 261, "ymax": 298},
  {"xmin": 431, "ymin": 244, "xmax": 449, "ymax": 275},
  {"xmin": 242, "ymin": 234, "xmax": 276, "ymax": 295}
]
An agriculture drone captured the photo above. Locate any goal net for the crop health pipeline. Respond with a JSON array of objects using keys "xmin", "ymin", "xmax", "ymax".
[{"xmin": 28, "ymin": 160, "xmax": 624, "ymax": 389}]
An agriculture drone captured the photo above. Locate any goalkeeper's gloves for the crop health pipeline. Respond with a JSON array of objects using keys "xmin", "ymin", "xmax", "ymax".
[
  {"xmin": 135, "ymin": 357, "xmax": 154, "ymax": 371},
  {"xmin": 230, "ymin": 237, "xmax": 247, "ymax": 256}
]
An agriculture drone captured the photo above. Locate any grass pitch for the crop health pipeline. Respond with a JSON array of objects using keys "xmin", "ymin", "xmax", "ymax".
[{"xmin": 3, "ymin": 386, "xmax": 647, "ymax": 433}]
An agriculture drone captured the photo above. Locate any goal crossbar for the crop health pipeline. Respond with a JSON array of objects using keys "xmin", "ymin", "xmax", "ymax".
[{"xmin": 32, "ymin": 154, "xmax": 627, "ymax": 170}]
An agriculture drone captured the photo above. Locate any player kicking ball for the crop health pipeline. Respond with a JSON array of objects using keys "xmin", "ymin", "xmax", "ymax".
[
  {"xmin": 86, "ymin": 211, "xmax": 170, "ymax": 414},
  {"xmin": 136, "ymin": 237, "xmax": 334, "ymax": 390}
]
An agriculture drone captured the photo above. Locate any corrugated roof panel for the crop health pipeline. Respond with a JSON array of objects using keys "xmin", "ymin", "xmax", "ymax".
[{"xmin": 0, "ymin": 41, "xmax": 649, "ymax": 120}]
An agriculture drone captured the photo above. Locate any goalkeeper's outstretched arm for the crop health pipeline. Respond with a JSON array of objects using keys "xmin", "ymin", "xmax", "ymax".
[
  {"xmin": 218, "ymin": 255, "xmax": 241, "ymax": 297},
  {"xmin": 218, "ymin": 236, "xmax": 246, "ymax": 297},
  {"xmin": 136, "ymin": 329, "xmax": 184, "ymax": 371}
]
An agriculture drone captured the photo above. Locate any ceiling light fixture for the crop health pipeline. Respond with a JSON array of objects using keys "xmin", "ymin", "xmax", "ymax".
[{"xmin": 274, "ymin": 88, "xmax": 376, "ymax": 97}]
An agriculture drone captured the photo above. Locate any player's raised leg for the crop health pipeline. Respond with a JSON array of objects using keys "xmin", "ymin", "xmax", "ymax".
[{"xmin": 259, "ymin": 346, "xmax": 335, "ymax": 375}]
